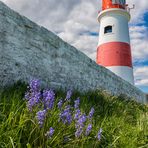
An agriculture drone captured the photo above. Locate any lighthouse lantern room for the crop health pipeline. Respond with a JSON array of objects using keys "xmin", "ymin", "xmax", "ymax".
[{"xmin": 96, "ymin": 0, "xmax": 134, "ymax": 85}]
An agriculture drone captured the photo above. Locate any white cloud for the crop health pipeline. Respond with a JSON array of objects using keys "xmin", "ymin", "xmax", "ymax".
[
  {"xmin": 127, "ymin": 0, "xmax": 148, "ymax": 24},
  {"xmin": 134, "ymin": 66, "xmax": 148, "ymax": 86},
  {"xmin": 130, "ymin": 25, "xmax": 148, "ymax": 62}
]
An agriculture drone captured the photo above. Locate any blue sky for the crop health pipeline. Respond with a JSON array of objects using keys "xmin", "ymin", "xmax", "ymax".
[
  {"xmin": 144, "ymin": 12, "xmax": 148, "ymax": 27},
  {"xmin": 139, "ymin": 86, "xmax": 148, "ymax": 93},
  {"xmin": 1, "ymin": 0, "xmax": 148, "ymax": 93},
  {"xmin": 130, "ymin": 10, "xmax": 148, "ymax": 93}
]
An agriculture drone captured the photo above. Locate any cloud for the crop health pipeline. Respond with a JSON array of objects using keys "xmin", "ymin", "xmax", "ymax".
[
  {"xmin": 130, "ymin": 25, "xmax": 148, "ymax": 62},
  {"xmin": 1, "ymin": 0, "xmax": 148, "ymax": 88},
  {"xmin": 127, "ymin": 0, "xmax": 148, "ymax": 24},
  {"xmin": 1, "ymin": 0, "xmax": 82, "ymax": 33},
  {"xmin": 134, "ymin": 66, "xmax": 148, "ymax": 86}
]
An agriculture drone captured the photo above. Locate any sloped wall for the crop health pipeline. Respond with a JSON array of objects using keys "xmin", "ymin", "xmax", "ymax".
[{"xmin": 0, "ymin": 1, "xmax": 146, "ymax": 103}]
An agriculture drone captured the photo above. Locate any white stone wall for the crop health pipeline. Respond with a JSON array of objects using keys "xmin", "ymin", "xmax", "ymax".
[{"xmin": 0, "ymin": 1, "xmax": 146, "ymax": 104}]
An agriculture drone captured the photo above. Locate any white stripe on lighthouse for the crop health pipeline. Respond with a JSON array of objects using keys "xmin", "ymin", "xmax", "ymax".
[
  {"xmin": 107, "ymin": 66, "xmax": 134, "ymax": 84},
  {"xmin": 98, "ymin": 8, "xmax": 130, "ymax": 46}
]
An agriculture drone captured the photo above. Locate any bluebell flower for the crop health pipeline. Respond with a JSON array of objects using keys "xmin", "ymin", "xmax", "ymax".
[
  {"xmin": 88, "ymin": 107, "xmax": 95, "ymax": 119},
  {"xmin": 65, "ymin": 89, "xmax": 72, "ymax": 101},
  {"xmin": 58, "ymin": 99, "xmax": 63, "ymax": 109},
  {"xmin": 43, "ymin": 89, "xmax": 55, "ymax": 110},
  {"xmin": 75, "ymin": 127, "xmax": 83, "ymax": 138},
  {"xmin": 77, "ymin": 114, "xmax": 87, "ymax": 127},
  {"xmin": 74, "ymin": 109, "xmax": 81, "ymax": 120},
  {"xmin": 24, "ymin": 92, "xmax": 30, "ymax": 100},
  {"xmin": 75, "ymin": 113, "xmax": 87, "ymax": 138},
  {"xmin": 59, "ymin": 105, "xmax": 72, "ymax": 124},
  {"xmin": 45, "ymin": 127, "xmax": 55, "ymax": 138},
  {"xmin": 24, "ymin": 79, "xmax": 41, "ymax": 111},
  {"xmin": 85, "ymin": 124, "xmax": 92, "ymax": 136},
  {"xmin": 29, "ymin": 79, "xmax": 40, "ymax": 92},
  {"xmin": 74, "ymin": 98, "xmax": 80, "ymax": 109},
  {"xmin": 36, "ymin": 110, "xmax": 46, "ymax": 127},
  {"xmin": 97, "ymin": 128, "xmax": 102, "ymax": 141},
  {"xmin": 26, "ymin": 91, "xmax": 41, "ymax": 111}
]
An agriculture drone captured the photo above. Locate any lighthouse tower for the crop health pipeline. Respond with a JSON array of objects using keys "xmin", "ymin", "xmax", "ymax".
[{"xmin": 97, "ymin": 0, "xmax": 134, "ymax": 84}]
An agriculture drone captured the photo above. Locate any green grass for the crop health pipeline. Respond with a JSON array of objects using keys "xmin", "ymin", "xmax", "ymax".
[{"xmin": 0, "ymin": 82, "xmax": 148, "ymax": 148}]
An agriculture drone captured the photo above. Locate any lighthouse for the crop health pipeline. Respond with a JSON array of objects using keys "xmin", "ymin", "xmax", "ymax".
[{"xmin": 96, "ymin": 0, "xmax": 134, "ymax": 85}]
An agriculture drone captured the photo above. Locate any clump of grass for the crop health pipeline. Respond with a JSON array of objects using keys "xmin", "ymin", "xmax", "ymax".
[{"xmin": 0, "ymin": 80, "xmax": 147, "ymax": 148}]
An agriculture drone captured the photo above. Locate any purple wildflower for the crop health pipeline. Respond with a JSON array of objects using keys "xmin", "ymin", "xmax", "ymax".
[
  {"xmin": 24, "ymin": 79, "xmax": 41, "ymax": 111},
  {"xmin": 43, "ymin": 89, "xmax": 55, "ymax": 110},
  {"xmin": 74, "ymin": 98, "xmax": 80, "ymax": 109},
  {"xmin": 65, "ymin": 89, "xmax": 72, "ymax": 101},
  {"xmin": 75, "ymin": 113, "xmax": 87, "ymax": 138},
  {"xmin": 88, "ymin": 107, "xmax": 95, "ymax": 119},
  {"xmin": 85, "ymin": 124, "xmax": 92, "ymax": 136},
  {"xmin": 29, "ymin": 79, "xmax": 40, "ymax": 92},
  {"xmin": 74, "ymin": 109, "xmax": 81, "ymax": 120},
  {"xmin": 59, "ymin": 105, "xmax": 72, "ymax": 124},
  {"xmin": 36, "ymin": 110, "xmax": 46, "ymax": 127},
  {"xmin": 75, "ymin": 127, "xmax": 83, "ymax": 138},
  {"xmin": 24, "ymin": 92, "xmax": 30, "ymax": 100},
  {"xmin": 45, "ymin": 127, "xmax": 55, "ymax": 138},
  {"xmin": 58, "ymin": 99, "xmax": 63, "ymax": 109},
  {"xmin": 77, "ymin": 114, "xmax": 87, "ymax": 127},
  {"xmin": 97, "ymin": 128, "xmax": 103, "ymax": 141},
  {"xmin": 26, "ymin": 91, "xmax": 41, "ymax": 111}
]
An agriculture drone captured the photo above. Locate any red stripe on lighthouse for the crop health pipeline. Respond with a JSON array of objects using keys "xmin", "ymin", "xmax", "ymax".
[{"xmin": 97, "ymin": 42, "xmax": 132, "ymax": 67}]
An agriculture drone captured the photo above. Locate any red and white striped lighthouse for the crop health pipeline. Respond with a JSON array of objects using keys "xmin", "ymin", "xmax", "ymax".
[{"xmin": 97, "ymin": 0, "xmax": 134, "ymax": 84}]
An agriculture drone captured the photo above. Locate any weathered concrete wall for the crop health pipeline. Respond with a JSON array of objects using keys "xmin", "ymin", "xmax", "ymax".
[{"xmin": 0, "ymin": 1, "xmax": 146, "ymax": 104}]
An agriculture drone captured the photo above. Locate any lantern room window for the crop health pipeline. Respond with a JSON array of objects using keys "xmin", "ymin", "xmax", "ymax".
[
  {"xmin": 112, "ymin": 0, "xmax": 125, "ymax": 5},
  {"xmin": 104, "ymin": 26, "xmax": 112, "ymax": 34}
]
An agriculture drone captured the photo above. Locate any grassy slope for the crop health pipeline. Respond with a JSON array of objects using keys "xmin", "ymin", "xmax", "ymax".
[{"xmin": 0, "ymin": 82, "xmax": 148, "ymax": 148}]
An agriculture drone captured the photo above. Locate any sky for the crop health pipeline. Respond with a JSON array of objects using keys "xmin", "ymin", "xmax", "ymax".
[{"xmin": 1, "ymin": 0, "xmax": 148, "ymax": 93}]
